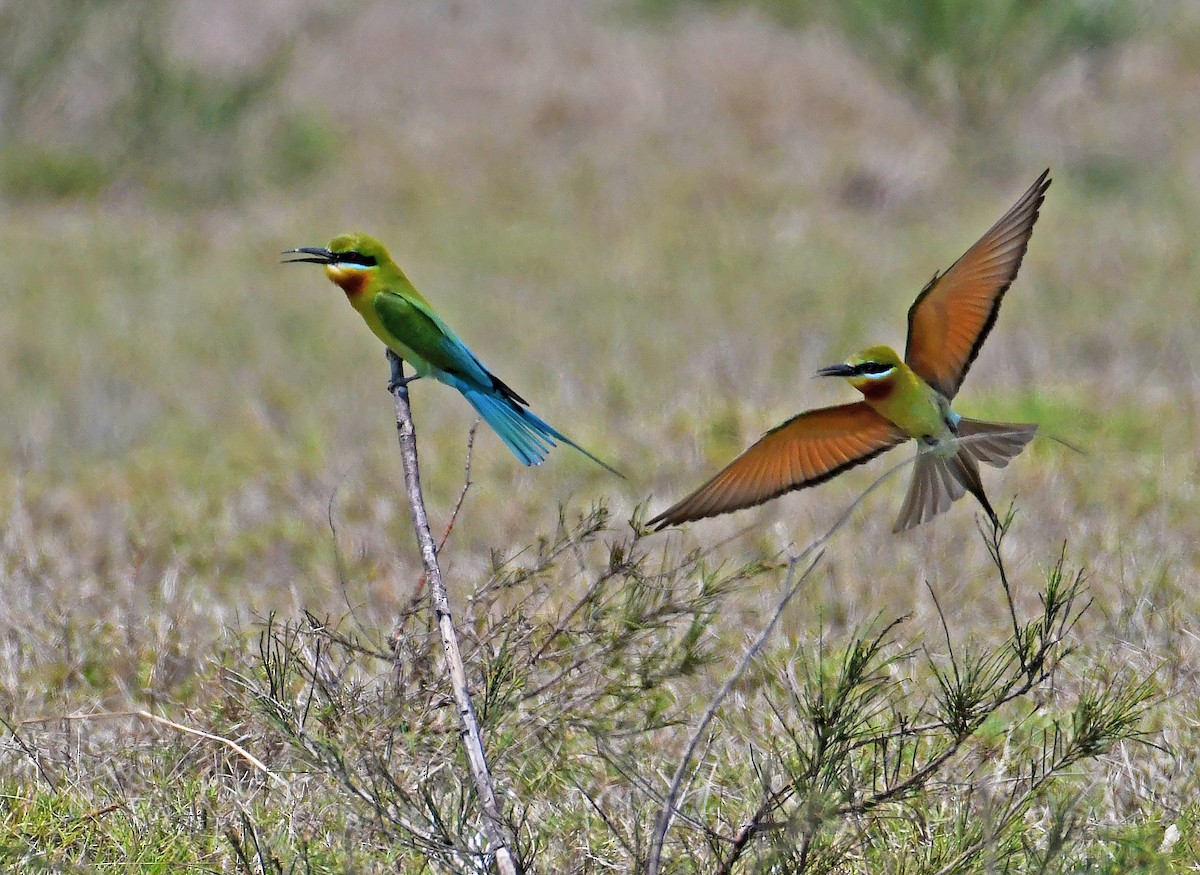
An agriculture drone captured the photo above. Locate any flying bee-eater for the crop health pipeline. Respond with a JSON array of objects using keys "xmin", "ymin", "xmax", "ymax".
[
  {"xmin": 284, "ymin": 232, "xmax": 621, "ymax": 476},
  {"xmin": 650, "ymin": 170, "xmax": 1050, "ymax": 533}
]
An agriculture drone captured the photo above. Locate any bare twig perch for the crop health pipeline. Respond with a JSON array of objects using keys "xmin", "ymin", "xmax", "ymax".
[{"xmin": 387, "ymin": 351, "xmax": 522, "ymax": 875}]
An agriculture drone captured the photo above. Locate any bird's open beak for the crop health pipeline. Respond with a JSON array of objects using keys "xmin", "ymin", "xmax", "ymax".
[
  {"xmin": 815, "ymin": 363, "xmax": 857, "ymax": 378},
  {"xmin": 281, "ymin": 247, "xmax": 336, "ymax": 265}
]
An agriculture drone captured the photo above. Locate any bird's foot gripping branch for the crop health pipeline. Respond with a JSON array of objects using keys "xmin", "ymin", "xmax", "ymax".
[{"xmin": 386, "ymin": 351, "xmax": 422, "ymax": 392}]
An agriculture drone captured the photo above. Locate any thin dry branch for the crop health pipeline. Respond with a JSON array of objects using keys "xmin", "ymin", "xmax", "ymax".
[
  {"xmin": 386, "ymin": 351, "xmax": 522, "ymax": 875},
  {"xmin": 644, "ymin": 550, "xmax": 823, "ymax": 875},
  {"xmin": 18, "ymin": 709, "xmax": 286, "ymax": 789},
  {"xmin": 411, "ymin": 420, "xmax": 479, "ymax": 603}
]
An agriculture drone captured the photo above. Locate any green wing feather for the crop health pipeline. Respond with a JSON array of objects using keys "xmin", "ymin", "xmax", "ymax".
[{"xmin": 372, "ymin": 291, "xmax": 493, "ymax": 385}]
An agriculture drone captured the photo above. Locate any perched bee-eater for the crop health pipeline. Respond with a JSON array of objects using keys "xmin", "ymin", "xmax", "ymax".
[
  {"xmin": 285, "ymin": 233, "xmax": 620, "ymax": 475},
  {"xmin": 651, "ymin": 171, "xmax": 1050, "ymax": 533}
]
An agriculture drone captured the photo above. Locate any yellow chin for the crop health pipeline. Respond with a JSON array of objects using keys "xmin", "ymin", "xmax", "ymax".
[{"xmin": 324, "ymin": 264, "xmax": 366, "ymax": 282}]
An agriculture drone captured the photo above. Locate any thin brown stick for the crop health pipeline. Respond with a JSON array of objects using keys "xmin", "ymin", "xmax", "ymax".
[
  {"xmin": 19, "ymin": 709, "xmax": 286, "ymax": 788},
  {"xmin": 412, "ymin": 421, "xmax": 479, "ymax": 602},
  {"xmin": 387, "ymin": 352, "xmax": 521, "ymax": 875},
  {"xmin": 83, "ymin": 802, "xmax": 124, "ymax": 820},
  {"xmin": 981, "ymin": 509, "xmax": 1030, "ymax": 677},
  {"xmin": 437, "ymin": 420, "xmax": 479, "ymax": 551}
]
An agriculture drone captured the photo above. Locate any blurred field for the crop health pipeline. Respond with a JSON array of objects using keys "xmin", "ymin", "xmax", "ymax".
[{"xmin": 2, "ymin": 0, "xmax": 1199, "ymax": 870}]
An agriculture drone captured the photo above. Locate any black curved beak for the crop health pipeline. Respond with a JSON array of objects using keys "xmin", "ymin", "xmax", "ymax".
[
  {"xmin": 815, "ymin": 363, "xmax": 858, "ymax": 378},
  {"xmin": 281, "ymin": 247, "xmax": 335, "ymax": 265}
]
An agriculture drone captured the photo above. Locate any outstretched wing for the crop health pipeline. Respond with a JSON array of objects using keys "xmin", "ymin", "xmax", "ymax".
[
  {"xmin": 904, "ymin": 170, "xmax": 1050, "ymax": 399},
  {"xmin": 649, "ymin": 402, "xmax": 907, "ymax": 529}
]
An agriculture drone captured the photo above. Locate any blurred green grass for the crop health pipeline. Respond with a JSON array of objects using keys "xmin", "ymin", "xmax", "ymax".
[{"xmin": 2, "ymin": 0, "xmax": 1199, "ymax": 869}]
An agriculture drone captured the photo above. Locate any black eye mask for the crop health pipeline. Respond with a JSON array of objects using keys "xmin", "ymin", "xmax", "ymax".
[{"xmin": 334, "ymin": 250, "xmax": 378, "ymax": 267}]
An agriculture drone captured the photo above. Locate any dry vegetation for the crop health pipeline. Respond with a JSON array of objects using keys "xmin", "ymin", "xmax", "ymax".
[{"xmin": 2, "ymin": 0, "xmax": 1199, "ymax": 871}]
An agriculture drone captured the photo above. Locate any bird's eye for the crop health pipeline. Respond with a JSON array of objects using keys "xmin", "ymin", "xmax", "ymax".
[
  {"xmin": 335, "ymin": 250, "xmax": 377, "ymax": 267},
  {"xmin": 856, "ymin": 362, "xmax": 893, "ymax": 375}
]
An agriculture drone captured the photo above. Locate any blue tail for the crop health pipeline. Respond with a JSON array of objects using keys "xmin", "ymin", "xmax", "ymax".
[{"xmin": 457, "ymin": 383, "xmax": 622, "ymax": 477}]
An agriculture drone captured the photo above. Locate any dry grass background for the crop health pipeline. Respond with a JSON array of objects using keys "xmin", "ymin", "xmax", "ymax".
[{"xmin": 2, "ymin": 0, "xmax": 1199, "ymax": 870}]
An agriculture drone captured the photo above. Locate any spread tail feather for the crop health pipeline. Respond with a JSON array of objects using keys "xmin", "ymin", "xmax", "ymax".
[
  {"xmin": 956, "ymin": 418, "xmax": 1038, "ymax": 468},
  {"xmin": 459, "ymin": 385, "xmax": 623, "ymax": 477},
  {"xmin": 893, "ymin": 419, "xmax": 1036, "ymax": 532}
]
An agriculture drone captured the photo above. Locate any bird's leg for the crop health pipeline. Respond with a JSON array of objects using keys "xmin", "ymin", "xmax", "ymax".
[{"xmin": 386, "ymin": 350, "xmax": 421, "ymax": 392}]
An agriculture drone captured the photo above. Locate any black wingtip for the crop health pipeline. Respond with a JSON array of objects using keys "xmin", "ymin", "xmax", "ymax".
[
  {"xmin": 1033, "ymin": 168, "xmax": 1052, "ymax": 197},
  {"xmin": 647, "ymin": 514, "xmax": 673, "ymax": 532}
]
